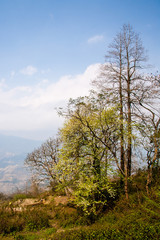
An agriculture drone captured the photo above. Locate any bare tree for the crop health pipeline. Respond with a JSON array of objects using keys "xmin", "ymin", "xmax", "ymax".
[
  {"xmin": 25, "ymin": 137, "xmax": 60, "ymax": 185},
  {"xmin": 136, "ymin": 75, "xmax": 160, "ymax": 194},
  {"xmin": 93, "ymin": 24, "xmax": 147, "ymax": 178}
]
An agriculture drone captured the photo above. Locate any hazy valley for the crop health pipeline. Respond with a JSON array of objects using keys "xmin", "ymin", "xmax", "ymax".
[{"xmin": 0, "ymin": 134, "xmax": 42, "ymax": 194}]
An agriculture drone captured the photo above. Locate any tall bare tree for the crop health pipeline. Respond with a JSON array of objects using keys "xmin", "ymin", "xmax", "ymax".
[{"xmin": 93, "ymin": 24, "xmax": 147, "ymax": 177}]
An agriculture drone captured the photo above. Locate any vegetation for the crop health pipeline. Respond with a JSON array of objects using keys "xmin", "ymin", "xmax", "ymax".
[
  {"xmin": 0, "ymin": 173, "xmax": 160, "ymax": 239},
  {"xmin": 1, "ymin": 24, "xmax": 159, "ymax": 239}
]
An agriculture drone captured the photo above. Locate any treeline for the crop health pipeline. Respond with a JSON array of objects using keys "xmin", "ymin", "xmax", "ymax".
[{"xmin": 25, "ymin": 24, "xmax": 160, "ymax": 217}]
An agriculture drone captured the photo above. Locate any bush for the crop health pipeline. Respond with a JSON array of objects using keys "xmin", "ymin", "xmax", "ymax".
[
  {"xmin": 73, "ymin": 176, "xmax": 116, "ymax": 220},
  {"xmin": 60, "ymin": 212, "xmax": 91, "ymax": 228},
  {"xmin": 13, "ymin": 193, "xmax": 32, "ymax": 201},
  {"xmin": 0, "ymin": 207, "xmax": 50, "ymax": 234},
  {"xmin": 0, "ymin": 210, "xmax": 25, "ymax": 234},
  {"xmin": 24, "ymin": 208, "xmax": 50, "ymax": 231}
]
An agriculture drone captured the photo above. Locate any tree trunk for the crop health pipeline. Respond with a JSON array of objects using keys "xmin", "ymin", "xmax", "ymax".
[
  {"xmin": 124, "ymin": 155, "xmax": 129, "ymax": 200},
  {"xmin": 120, "ymin": 76, "xmax": 124, "ymax": 172},
  {"xmin": 127, "ymin": 94, "xmax": 132, "ymax": 176},
  {"xmin": 146, "ymin": 164, "xmax": 151, "ymax": 195},
  {"xmin": 119, "ymin": 45, "xmax": 125, "ymax": 172},
  {"xmin": 126, "ymin": 53, "xmax": 132, "ymax": 177},
  {"xmin": 146, "ymin": 141, "xmax": 158, "ymax": 195}
]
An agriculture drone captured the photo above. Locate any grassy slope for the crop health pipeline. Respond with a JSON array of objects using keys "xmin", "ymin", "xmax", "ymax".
[{"xmin": 0, "ymin": 170, "xmax": 160, "ymax": 240}]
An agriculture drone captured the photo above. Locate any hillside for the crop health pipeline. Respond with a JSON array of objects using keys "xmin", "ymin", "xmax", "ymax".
[{"xmin": 0, "ymin": 169, "xmax": 160, "ymax": 240}]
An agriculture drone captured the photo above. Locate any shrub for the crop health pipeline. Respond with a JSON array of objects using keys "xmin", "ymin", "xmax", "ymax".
[
  {"xmin": 13, "ymin": 193, "xmax": 31, "ymax": 201},
  {"xmin": 0, "ymin": 210, "xmax": 25, "ymax": 234},
  {"xmin": 24, "ymin": 208, "xmax": 50, "ymax": 231},
  {"xmin": 73, "ymin": 176, "xmax": 116, "ymax": 221}
]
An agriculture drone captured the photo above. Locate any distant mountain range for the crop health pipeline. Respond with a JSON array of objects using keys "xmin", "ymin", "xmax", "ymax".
[{"xmin": 0, "ymin": 134, "xmax": 42, "ymax": 194}]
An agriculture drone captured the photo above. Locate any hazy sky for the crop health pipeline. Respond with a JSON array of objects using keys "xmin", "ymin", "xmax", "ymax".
[{"xmin": 0, "ymin": 0, "xmax": 159, "ymax": 140}]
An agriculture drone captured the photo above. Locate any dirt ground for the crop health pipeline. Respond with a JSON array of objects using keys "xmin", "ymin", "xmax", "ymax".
[{"xmin": 13, "ymin": 195, "xmax": 70, "ymax": 211}]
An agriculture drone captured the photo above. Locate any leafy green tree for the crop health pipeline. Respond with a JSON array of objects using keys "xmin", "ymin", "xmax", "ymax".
[{"xmin": 58, "ymin": 94, "xmax": 124, "ymax": 210}]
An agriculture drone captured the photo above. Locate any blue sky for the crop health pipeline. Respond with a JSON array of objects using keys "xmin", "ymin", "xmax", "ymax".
[{"xmin": 0, "ymin": 0, "xmax": 159, "ymax": 140}]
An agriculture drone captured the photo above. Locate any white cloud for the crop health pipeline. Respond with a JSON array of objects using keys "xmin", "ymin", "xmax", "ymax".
[
  {"xmin": 0, "ymin": 64, "xmax": 102, "ymax": 140},
  {"xmin": 20, "ymin": 65, "xmax": 37, "ymax": 76},
  {"xmin": 88, "ymin": 35, "xmax": 104, "ymax": 44}
]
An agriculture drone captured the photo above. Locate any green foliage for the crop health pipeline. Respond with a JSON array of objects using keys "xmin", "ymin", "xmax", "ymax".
[
  {"xmin": 52, "ymin": 222, "xmax": 160, "ymax": 240},
  {"xmin": 52, "ymin": 227, "xmax": 123, "ymax": 240},
  {"xmin": 0, "ymin": 209, "xmax": 25, "ymax": 235},
  {"xmin": 57, "ymin": 98, "xmax": 120, "ymax": 216},
  {"xmin": 13, "ymin": 227, "xmax": 56, "ymax": 240},
  {"xmin": 13, "ymin": 193, "xmax": 32, "ymax": 201},
  {"xmin": 56, "ymin": 211, "xmax": 90, "ymax": 228},
  {"xmin": 43, "ymin": 227, "xmax": 57, "ymax": 236},
  {"xmin": 52, "ymin": 203, "xmax": 90, "ymax": 228},
  {"xmin": 24, "ymin": 208, "xmax": 50, "ymax": 231},
  {"xmin": 0, "ymin": 175, "xmax": 160, "ymax": 239},
  {"xmin": 14, "ymin": 234, "xmax": 38, "ymax": 240},
  {"xmin": 0, "ymin": 206, "xmax": 50, "ymax": 236},
  {"xmin": 73, "ymin": 175, "xmax": 116, "ymax": 219},
  {"xmin": 14, "ymin": 235, "xmax": 26, "ymax": 240}
]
